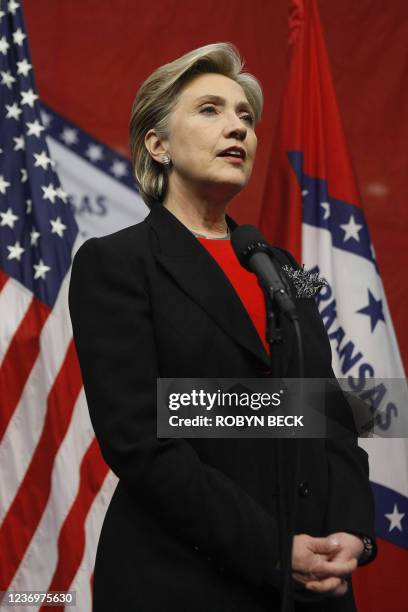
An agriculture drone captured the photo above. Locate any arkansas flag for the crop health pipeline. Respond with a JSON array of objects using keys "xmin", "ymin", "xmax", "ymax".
[{"xmin": 259, "ymin": 1, "xmax": 408, "ymax": 610}]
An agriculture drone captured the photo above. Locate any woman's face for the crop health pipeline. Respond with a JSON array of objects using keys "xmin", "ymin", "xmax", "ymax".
[{"xmin": 164, "ymin": 72, "xmax": 258, "ymax": 201}]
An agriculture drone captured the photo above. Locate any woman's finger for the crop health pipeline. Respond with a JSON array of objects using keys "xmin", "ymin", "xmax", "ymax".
[
  {"xmin": 309, "ymin": 556, "xmax": 357, "ymax": 579},
  {"xmin": 305, "ymin": 576, "xmax": 345, "ymax": 594}
]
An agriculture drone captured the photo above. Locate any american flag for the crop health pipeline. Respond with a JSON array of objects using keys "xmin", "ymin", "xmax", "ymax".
[{"xmin": 0, "ymin": 3, "xmax": 113, "ymax": 610}]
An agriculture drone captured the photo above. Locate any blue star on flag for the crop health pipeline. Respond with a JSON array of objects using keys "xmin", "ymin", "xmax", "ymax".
[{"xmin": 357, "ymin": 289, "xmax": 385, "ymax": 332}]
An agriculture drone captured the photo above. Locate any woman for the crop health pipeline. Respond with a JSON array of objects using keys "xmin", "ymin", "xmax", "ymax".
[{"xmin": 69, "ymin": 43, "xmax": 376, "ymax": 611}]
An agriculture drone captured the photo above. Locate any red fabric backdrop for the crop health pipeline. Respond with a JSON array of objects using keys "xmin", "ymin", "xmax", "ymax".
[{"xmin": 23, "ymin": 0, "xmax": 408, "ymax": 367}]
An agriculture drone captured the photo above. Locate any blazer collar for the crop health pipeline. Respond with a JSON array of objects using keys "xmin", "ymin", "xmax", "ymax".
[{"xmin": 145, "ymin": 203, "xmax": 294, "ymax": 373}]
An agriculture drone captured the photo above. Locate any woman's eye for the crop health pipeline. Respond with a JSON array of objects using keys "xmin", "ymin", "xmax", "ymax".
[
  {"xmin": 199, "ymin": 106, "xmax": 254, "ymax": 126},
  {"xmin": 200, "ymin": 106, "xmax": 217, "ymax": 115},
  {"xmin": 241, "ymin": 114, "xmax": 255, "ymax": 126}
]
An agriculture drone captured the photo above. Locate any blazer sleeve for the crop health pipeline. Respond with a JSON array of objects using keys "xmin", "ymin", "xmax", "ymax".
[
  {"xmin": 68, "ymin": 235, "xmax": 281, "ymax": 588},
  {"xmin": 324, "ymin": 432, "xmax": 377, "ymax": 563}
]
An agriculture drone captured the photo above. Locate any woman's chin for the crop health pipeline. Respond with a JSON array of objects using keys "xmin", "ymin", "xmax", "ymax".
[{"xmin": 205, "ymin": 176, "xmax": 249, "ymax": 200}]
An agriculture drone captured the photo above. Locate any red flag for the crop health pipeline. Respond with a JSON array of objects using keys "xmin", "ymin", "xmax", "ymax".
[
  {"xmin": 259, "ymin": 1, "xmax": 408, "ymax": 611},
  {"xmin": 259, "ymin": 0, "xmax": 362, "ymax": 260}
]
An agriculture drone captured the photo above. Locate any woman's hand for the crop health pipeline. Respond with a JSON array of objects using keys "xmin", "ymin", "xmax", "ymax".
[
  {"xmin": 292, "ymin": 533, "xmax": 359, "ymax": 597},
  {"xmin": 302, "ymin": 532, "xmax": 364, "ymax": 596}
]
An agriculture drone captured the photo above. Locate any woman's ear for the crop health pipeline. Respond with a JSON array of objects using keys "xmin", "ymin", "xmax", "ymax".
[{"xmin": 145, "ymin": 129, "xmax": 169, "ymax": 163}]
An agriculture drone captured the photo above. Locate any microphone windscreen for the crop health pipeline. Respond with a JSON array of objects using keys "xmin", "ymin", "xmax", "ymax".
[{"xmin": 230, "ymin": 225, "xmax": 269, "ymax": 269}]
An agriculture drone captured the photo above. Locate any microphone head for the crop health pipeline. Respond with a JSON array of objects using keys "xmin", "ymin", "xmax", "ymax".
[{"xmin": 230, "ymin": 225, "xmax": 270, "ymax": 270}]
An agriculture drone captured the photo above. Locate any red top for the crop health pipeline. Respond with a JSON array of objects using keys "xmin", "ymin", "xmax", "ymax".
[{"xmin": 197, "ymin": 237, "xmax": 269, "ymax": 355}]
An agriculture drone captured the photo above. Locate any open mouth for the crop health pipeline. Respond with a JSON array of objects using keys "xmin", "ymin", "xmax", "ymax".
[{"xmin": 217, "ymin": 146, "xmax": 246, "ymax": 163}]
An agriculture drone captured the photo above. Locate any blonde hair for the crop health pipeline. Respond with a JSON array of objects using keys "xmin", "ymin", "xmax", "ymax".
[{"xmin": 129, "ymin": 42, "xmax": 263, "ymax": 208}]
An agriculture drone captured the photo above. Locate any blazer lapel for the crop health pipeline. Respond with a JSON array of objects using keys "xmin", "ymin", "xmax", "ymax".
[{"xmin": 145, "ymin": 204, "xmax": 274, "ymax": 369}]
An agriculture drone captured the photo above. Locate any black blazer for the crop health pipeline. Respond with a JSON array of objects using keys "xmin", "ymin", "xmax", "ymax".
[{"xmin": 69, "ymin": 203, "xmax": 376, "ymax": 612}]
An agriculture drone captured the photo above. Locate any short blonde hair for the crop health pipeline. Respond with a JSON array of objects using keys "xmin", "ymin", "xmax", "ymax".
[{"xmin": 129, "ymin": 42, "xmax": 263, "ymax": 208}]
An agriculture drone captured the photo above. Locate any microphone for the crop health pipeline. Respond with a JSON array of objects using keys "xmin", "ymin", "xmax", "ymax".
[{"xmin": 230, "ymin": 225, "xmax": 298, "ymax": 322}]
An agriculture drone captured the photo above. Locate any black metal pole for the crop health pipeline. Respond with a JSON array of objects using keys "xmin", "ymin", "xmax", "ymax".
[{"xmin": 264, "ymin": 286, "xmax": 304, "ymax": 612}]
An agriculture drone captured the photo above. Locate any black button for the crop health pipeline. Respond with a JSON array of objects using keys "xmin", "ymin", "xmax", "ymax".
[
  {"xmin": 193, "ymin": 545, "xmax": 200, "ymax": 552},
  {"xmin": 298, "ymin": 481, "xmax": 310, "ymax": 497}
]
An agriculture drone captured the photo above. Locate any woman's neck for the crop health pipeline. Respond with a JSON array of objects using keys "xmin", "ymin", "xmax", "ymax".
[{"xmin": 163, "ymin": 182, "xmax": 230, "ymax": 238}]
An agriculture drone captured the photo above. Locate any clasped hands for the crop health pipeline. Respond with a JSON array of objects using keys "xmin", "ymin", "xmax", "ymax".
[{"xmin": 292, "ymin": 532, "xmax": 364, "ymax": 597}]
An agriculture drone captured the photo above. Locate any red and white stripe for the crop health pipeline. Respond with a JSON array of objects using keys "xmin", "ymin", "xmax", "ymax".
[
  {"xmin": 0, "ymin": 251, "xmax": 115, "ymax": 610},
  {"xmin": 0, "ymin": 276, "xmax": 72, "ymax": 523}
]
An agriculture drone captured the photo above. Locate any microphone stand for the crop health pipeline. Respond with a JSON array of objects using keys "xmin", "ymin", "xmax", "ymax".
[{"xmin": 263, "ymin": 286, "xmax": 303, "ymax": 612}]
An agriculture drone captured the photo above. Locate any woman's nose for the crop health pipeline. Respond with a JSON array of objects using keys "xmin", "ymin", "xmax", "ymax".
[{"xmin": 224, "ymin": 114, "xmax": 247, "ymax": 141}]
